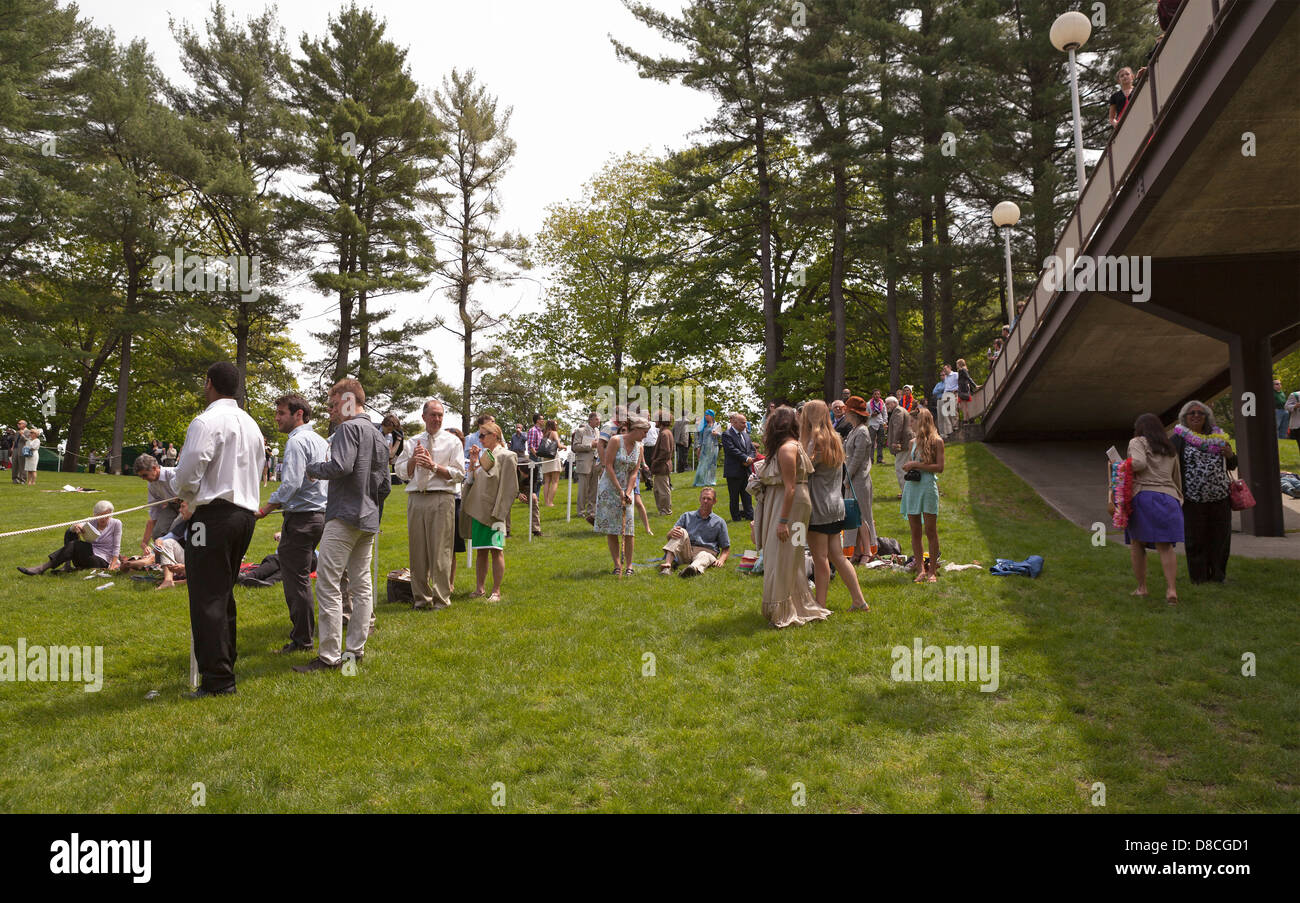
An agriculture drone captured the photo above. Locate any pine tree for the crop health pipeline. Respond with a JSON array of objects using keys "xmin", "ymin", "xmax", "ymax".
[
  {"xmin": 290, "ymin": 2, "xmax": 442, "ymax": 396},
  {"xmin": 427, "ymin": 68, "xmax": 527, "ymax": 433}
]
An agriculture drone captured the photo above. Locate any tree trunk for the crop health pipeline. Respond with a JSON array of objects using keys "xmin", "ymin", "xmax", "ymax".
[
  {"xmin": 459, "ymin": 185, "xmax": 473, "ymax": 434},
  {"xmin": 920, "ymin": 198, "xmax": 936, "ymax": 387},
  {"xmin": 60, "ymin": 335, "xmax": 118, "ymax": 471},
  {"xmin": 828, "ymin": 159, "xmax": 848, "ymax": 398},
  {"xmin": 110, "ymin": 260, "xmax": 137, "ymax": 475},
  {"xmin": 937, "ymin": 188, "xmax": 955, "ymax": 367},
  {"xmin": 754, "ymin": 112, "xmax": 781, "ymax": 400},
  {"xmin": 235, "ymin": 300, "xmax": 250, "ymax": 408}
]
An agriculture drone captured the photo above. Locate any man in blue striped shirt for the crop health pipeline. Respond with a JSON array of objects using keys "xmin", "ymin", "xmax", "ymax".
[{"xmin": 257, "ymin": 393, "xmax": 330, "ymax": 654}]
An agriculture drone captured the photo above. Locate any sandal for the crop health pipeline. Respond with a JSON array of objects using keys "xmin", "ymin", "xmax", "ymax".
[
  {"xmin": 1166, "ymin": 595, "xmax": 1178, "ymax": 606},
  {"xmin": 624, "ymin": 566, "xmax": 635, "ymax": 576},
  {"xmin": 468, "ymin": 590, "xmax": 486, "ymax": 598},
  {"xmin": 850, "ymin": 603, "xmax": 870, "ymax": 612},
  {"xmin": 487, "ymin": 592, "xmax": 501, "ymax": 602},
  {"xmin": 612, "ymin": 567, "xmax": 622, "ymax": 576},
  {"xmin": 1130, "ymin": 589, "xmax": 1149, "ymax": 598}
]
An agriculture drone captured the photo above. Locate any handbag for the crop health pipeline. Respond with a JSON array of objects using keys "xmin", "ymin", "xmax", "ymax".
[
  {"xmin": 21, "ymin": 446, "xmax": 33, "ymax": 458},
  {"xmin": 1228, "ymin": 469, "xmax": 1256, "ymax": 511},
  {"xmin": 535, "ymin": 437, "xmax": 558, "ymax": 460},
  {"xmin": 841, "ymin": 465, "xmax": 862, "ymax": 531}
]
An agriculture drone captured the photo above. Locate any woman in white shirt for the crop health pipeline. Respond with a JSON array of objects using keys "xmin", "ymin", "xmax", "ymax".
[{"xmin": 24, "ymin": 428, "xmax": 40, "ymax": 485}]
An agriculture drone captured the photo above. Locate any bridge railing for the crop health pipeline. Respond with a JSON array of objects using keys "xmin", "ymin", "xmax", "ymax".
[{"xmin": 971, "ymin": 0, "xmax": 1229, "ymax": 422}]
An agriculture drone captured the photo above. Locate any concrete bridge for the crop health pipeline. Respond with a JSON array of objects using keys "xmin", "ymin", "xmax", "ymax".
[{"xmin": 971, "ymin": 0, "xmax": 1300, "ymax": 537}]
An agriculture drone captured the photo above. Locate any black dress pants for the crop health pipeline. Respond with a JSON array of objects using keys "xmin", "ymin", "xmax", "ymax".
[
  {"xmin": 48, "ymin": 529, "xmax": 107, "ymax": 570},
  {"xmin": 279, "ymin": 511, "xmax": 324, "ymax": 648},
  {"xmin": 1183, "ymin": 498, "xmax": 1231, "ymax": 583},
  {"xmin": 187, "ymin": 500, "xmax": 257, "ymax": 692},
  {"xmin": 727, "ymin": 475, "xmax": 753, "ymax": 521}
]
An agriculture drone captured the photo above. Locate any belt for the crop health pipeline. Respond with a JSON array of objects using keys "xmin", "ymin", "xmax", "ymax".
[{"xmin": 408, "ymin": 489, "xmax": 451, "ymax": 494}]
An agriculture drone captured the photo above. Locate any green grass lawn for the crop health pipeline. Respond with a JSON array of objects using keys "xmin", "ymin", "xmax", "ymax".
[{"xmin": 0, "ymin": 442, "xmax": 1296, "ymax": 813}]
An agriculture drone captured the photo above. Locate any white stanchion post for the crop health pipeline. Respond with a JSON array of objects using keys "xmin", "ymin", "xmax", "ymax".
[
  {"xmin": 189, "ymin": 633, "xmax": 199, "ymax": 688},
  {"xmin": 566, "ymin": 457, "xmax": 572, "ymax": 522},
  {"xmin": 528, "ymin": 460, "xmax": 535, "ymax": 543}
]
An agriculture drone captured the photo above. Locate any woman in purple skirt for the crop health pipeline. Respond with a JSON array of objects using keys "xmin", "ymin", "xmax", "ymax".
[{"xmin": 1125, "ymin": 413, "xmax": 1184, "ymax": 605}]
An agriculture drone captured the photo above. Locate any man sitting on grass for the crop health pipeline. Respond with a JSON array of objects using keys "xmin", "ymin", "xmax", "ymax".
[{"xmin": 659, "ymin": 487, "xmax": 731, "ymax": 577}]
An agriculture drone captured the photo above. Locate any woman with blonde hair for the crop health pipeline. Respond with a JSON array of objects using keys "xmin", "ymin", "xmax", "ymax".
[
  {"xmin": 540, "ymin": 418, "xmax": 566, "ymax": 506},
  {"xmin": 24, "ymin": 428, "xmax": 40, "ymax": 485},
  {"xmin": 460, "ymin": 421, "xmax": 518, "ymax": 601},
  {"xmin": 800, "ymin": 400, "xmax": 869, "ymax": 612},
  {"xmin": 901, "ymin": 407, "xmax": 945, "ymax": 583},
  {"xmin": 752, "ymin": 406, "xmax": 831, "ymax": 627}
]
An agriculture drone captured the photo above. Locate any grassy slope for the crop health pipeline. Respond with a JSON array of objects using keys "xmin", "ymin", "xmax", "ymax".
[{"xmin": 0, "ymin": 441, "xmax": 1296, "ymax": 813}]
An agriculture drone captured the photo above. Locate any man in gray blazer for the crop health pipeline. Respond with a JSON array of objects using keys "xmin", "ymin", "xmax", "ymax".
[
  {"xmin": 572, "ymin": 411, "xmax": 600, "ymax": 522},
  {"xmin": 295, "ymin": 378, "xmax": 390, "ymax": 673}
]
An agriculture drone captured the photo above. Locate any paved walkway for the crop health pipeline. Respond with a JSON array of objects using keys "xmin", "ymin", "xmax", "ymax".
[{"xmin": 983, "ymin": 440, "xmax": 1300, "ymax": 560}]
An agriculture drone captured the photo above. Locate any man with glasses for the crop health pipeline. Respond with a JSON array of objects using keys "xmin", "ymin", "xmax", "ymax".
[{"xmin": 394, "ymin": 399, "xmax": 464, "ymax": 611}]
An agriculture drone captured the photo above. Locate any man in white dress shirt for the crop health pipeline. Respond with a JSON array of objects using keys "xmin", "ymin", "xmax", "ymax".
[
  {"xmin": 394, "ymin": 399, "xmax": 465, "ymax": 610},
  {"xmin": 174, "ymin": 362, "xmax": 265, "ymax": 698}
]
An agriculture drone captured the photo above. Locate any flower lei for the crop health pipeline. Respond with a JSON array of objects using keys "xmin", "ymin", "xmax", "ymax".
[
  {"xmin": 1111, "ymin": 458, "xmax": 1134, "ymax": 529},
  {"xmin": 1173, "ymin": 424, "xmax": 1231, "ymax": 456}
]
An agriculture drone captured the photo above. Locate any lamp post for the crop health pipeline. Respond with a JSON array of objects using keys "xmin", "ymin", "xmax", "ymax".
[
  {"xmin": 992, "ymin": 201, "xmax": 1020, "ymax": 326},
  {"xmin": 1051, "ymin": 11, "xmax": 1092, "ymax": 197}
]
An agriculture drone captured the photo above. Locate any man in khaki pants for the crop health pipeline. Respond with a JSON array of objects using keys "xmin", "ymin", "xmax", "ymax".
[
  {"xmin": 394, "ymin": 400, "xmax": 464, "ymax": 610},
  {"xmin": 650, "ymin": 413, "xmax": 675, "ymax": 515},
  {"xmin": 294, "ymin": 377, "xmax": 390, "ymax": 673},
  {"xmin": 572, "ymin": 411, "xmax": 600, "ymax": 522},
  {"xmin": 657, "ymin": 488, "xmax": 731, "ymax": 576}
]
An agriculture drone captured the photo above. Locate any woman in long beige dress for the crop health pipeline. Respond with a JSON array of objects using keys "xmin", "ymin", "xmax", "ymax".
[{"xmin": 752, "ymin": 406, "xmax": 831, "ymax": 628}]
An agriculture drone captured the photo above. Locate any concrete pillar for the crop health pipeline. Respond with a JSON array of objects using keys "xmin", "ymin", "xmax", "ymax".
[{"xmin": 1229, "ymin": 332, "xmax": 1284, "ymax": 536}]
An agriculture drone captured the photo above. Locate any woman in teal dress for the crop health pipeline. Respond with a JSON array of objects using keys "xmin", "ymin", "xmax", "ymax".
[
  {"xmin": 693, "ymin": 410, "xmax": 719, "ymax": 487},
  {"xmin": 900, "ymin": 407, "xmax": 945, "ymax": 584}
]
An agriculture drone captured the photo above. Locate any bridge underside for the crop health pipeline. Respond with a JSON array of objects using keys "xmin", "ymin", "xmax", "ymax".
[{"xmin": 984, "ymin": 1, "xmax": 1300, "ymax": 536}]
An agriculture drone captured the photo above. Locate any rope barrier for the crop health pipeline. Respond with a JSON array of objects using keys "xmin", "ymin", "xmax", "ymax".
[{"xmin": 0, "ymin": 497, "xmax": 181, "ymax": 539}]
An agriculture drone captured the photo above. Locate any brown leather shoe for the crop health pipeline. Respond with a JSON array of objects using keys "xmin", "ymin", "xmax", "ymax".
[{"xmin": 292, "ymin": 657, "xmax": 341, "ymax": 673}]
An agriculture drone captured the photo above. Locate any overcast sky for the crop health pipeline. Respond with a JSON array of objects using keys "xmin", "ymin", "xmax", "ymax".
[{"xmin": 78, "ymin": 0, "xmax": 718, "ymax": 414}]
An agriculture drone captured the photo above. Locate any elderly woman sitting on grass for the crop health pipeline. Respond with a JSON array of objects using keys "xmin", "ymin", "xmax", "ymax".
[{"xmin": 17, "ymin": 500, "xmax": 121, "ymax": 575}]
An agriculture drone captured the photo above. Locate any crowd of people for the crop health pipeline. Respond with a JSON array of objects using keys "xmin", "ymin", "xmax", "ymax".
[{"xmin": 8, "ymin": 352, "xmax": 1299, "ymax": 692}]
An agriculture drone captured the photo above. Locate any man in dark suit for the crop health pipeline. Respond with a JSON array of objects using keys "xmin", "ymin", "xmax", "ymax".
[{"xmin": 719, "ymin": 413, "xmax": 755, "ymax": 522}]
